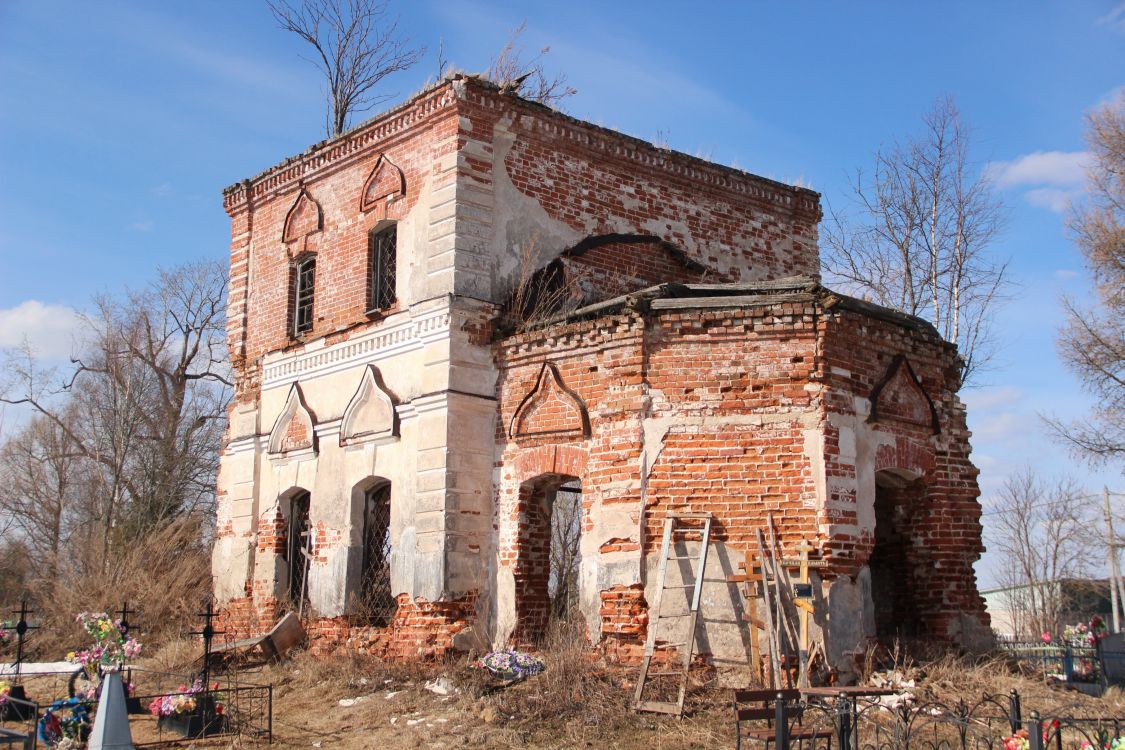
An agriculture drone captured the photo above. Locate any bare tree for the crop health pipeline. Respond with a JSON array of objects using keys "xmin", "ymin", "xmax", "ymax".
[
  {"xmin": 268, "ymin": 0, "xmax": 424, "ymax": 138},
  {"xmin": 549, "ymin": 483, "xmax": 582, "ymax": 620},
  {"xmin": 988, "ymin": 468, "xmax": 1092, "ymax": 638},
  {"xmin": 823, "ymin": 96, "xmax": 1008, "ymax": 385},
  {"xmin": 487, "ymin": 21, "xmax": 576, "ymax": 109},
  {"xmin": 0, "ymin": 260, "xmax": 231, "ymax": 567},
  {"xmin": 0, "ymin": 410, "xmax": 86, "ymax": 579},
  {"xmin": 1046, "ymin": 94, "xmax": 1125, "ymax": 464}
]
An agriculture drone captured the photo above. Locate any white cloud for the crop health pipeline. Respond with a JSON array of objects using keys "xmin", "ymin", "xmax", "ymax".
[
  {"xmin": 127, "ymin": 220, "xmax": 153, "ymax": 232},
  {"xmin": 1097, "ymin": 3, "xmax": 1125, "ymax": 34},
  {"xmin": 1098, "ymin": 85, "xmax": 1125, "ymax": 108},
  {"xmin": 151, "ymin": 182, "xmax": 174, "ymax": 198},
  {"xmin": 988, "ymin": 151, "xmax": 1088, "ymax": 188},
  {"xmin": 1025, "ymin": 187, "xmax": 1078, "ymax": 213},
  {"xmin": 1053, "ymin": 269, "xmax": 1078, "ymax": 280},
  {"xmin": 987, "ymin": 150, "xmax": 1089, "ymax": 213},
  {"xmin": 970, "ymin": 411, "xmax": 1032, "ymax": 442},
  {"xmin": 0, "ymin": 301, "xmax": 83, "ymax": 359},
  {"xmin": 962, "ymin": 385, "xmax": 1023, "ymax": 412}
]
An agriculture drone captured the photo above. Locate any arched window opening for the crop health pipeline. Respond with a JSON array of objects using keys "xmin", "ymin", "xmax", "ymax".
[
  {"xmin": 368, "ymin": 224, "xmax": 397, "ymax": 313},
  {"xmin": 293, "ymin": 256, "xmax": 316, "ymax": 336},
  {"xmin": 514, "ymin": 474, "xmax": 583, "ymax": 644},
  {"xmin": 360, "ymin": 482, "xmax": 395, "ymax": 625},
  {"xmin": 284, "ymin": 490, "xmax": 312, "ymax": 612}
]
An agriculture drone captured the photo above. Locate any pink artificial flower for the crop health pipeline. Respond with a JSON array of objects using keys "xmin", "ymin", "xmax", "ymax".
[{"xmin": 1041, "ymin": 631, "xmax": 1052, "ymax": 643}]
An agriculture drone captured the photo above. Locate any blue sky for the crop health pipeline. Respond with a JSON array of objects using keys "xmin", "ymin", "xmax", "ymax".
[{"xmin": 1, "ymin": 1, "xmax": 1122, "ymax": 585}]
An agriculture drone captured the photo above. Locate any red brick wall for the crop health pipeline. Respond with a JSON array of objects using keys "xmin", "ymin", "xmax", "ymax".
[
  {"xmin": 494, "ymin": 293, "xmax": 986, "ymax": 650},
  {"xmin": 222, "ymin": 85, "xmax": 460, "ymax": 404},
  {"xmin": 456, "ymin": 85, "xmax": 821, "ymax": 283},
  {"xmin": 643, "ymin": 302, "xmax": 821, "ymax": 552},
  {"xmin": 819, "ymin": 305, "xmax": 986, "ymax": 636},
  {"xmin": 306, "ymin": 593, "xmax": 477, "ymax": 660},
  {"xmin": 219, "ymin": 593, "xmax": 476, "ymax": 660}
]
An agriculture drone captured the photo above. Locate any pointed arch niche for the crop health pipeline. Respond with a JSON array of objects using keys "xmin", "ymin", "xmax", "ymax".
[
  {"xmin": 282, "ymin": 187, "xmax": 323, "ymax": 251},
  {"xmin": 360, "ymin": 154, "xmax": 406, "ymax": 213},
  {"xmin": 509, "ymin": 362, "xmax": 590, "ymax": 441},
  {"xmin": 868, "ymin": 355, "xmax": 939, "ymax": 434},
  {"xmin": 340, "ymin": 364, "xmax": 400, "ymax": 446},
  {"xmin": 268, "ymin": 383, "xmax": 318, "ymax": 458}
]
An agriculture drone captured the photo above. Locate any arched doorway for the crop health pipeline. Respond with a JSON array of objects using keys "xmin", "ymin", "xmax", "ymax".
[
  {"xmin": 869, "ymin": 469, "xmax": 924, "ymax": 640},
  {"xmin": 514, "ymin": 473, "xmax": 582, "ymax": 643}
]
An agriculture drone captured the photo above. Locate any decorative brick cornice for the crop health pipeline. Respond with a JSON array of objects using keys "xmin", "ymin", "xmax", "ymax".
[
  {"xmin": 222, "ymin": 83, "xmax": 458, "ymax": 215},
  {"xmin": 222, "ymin": 76, "xmax": 821, "ymax": 223},
  {"xmin": 260, "ymin": 306, "xmax": 450, "ymax": 390},
  {"xmin": 458, "ymin": 81, "xmax": 821, "ymax": 223}
]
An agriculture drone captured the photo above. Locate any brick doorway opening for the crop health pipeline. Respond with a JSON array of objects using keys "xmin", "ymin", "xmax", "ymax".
[
  {"xmin": 514, "ymin": 473, "xmax": 582, "ymax": 644},
  {"xmin": 870, "ymin": 469, "xmax": 924, "ymax": 640}
]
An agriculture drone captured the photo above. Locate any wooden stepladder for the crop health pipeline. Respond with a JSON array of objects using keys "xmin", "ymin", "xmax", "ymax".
[{"xmin": 633, "ymin": 513, "xmax": 713, "ymax": 717}]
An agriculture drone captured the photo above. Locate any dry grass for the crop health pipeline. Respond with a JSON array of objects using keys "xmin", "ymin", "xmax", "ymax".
[
  {"xmin": 9, "ymin": 624, "xmax": 1122, "ymax": 748},
  {"xmin": 9, "ymin": 517, "xmax": 211, "ymax": 661},
  {"xmin": 233, "ymin": 639, "xmax": 1125, "ymax": 749}
]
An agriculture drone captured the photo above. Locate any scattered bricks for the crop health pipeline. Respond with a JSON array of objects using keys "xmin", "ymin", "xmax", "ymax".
[{"xmin": 223, "ymin": 592, "xmax": 477, "ymax": 661}]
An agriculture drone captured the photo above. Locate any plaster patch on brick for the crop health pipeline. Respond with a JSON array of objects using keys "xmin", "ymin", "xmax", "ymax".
[{"xmin": 487, "ymin": 113, "xmax": 582, "ymax": 298}]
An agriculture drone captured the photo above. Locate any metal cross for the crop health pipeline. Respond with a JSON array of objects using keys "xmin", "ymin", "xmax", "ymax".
[
  {"xmin": 190, "ymin": 599, "xmax": 225, "ymax": 693},
  {"xmin": 10, "ymin": 600, "xmax": 39, "ymax": 679},
  {"xmin": 115, "ymin": 601, "xmax": 138, "ymax": 638}
]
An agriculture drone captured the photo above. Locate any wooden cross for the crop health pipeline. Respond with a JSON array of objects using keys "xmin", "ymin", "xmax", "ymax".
[
  {"xmin": 790, "ymin": 539, "xmax": 816, "ymax": 684},
  {"xmin": 10, "ymin": 600, "xmax": 39, "ymax": 679},
  {"xmin": 191, "ymin": 599, "xmax": 225, "ymax": 693},
  {"xmin": 728, "ymin": 538, "xmax": 825, "ymax": 685}
]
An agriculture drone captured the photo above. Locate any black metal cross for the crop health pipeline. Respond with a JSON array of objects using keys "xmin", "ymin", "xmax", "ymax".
[
  {"xmin": 10, "ymin": 600, "xmax": 38, "ymax": 679},
  {"xmin": 190, "ymin": 599, "xmax": 225, "ymax": 693},
  {"xmin": 115, "ymin": 601, "xmax": 138, "ymax": 638}
]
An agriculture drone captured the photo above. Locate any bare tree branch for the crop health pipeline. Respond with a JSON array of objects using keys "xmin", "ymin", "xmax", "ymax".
[
  {"xmin": 987, "ymin": 468, "xmax": 1093, "ymax": 638},
  {"xmin": 268, "ymin": 0, "xmax": 425, "ymax": 137},
  {"xmin": 1047, "ymin": 94, "xmax": 1125, "ymax": 467},
  {"xmin": 822, "ymin": 96, "xmax": 1009, "ymax": 386}
]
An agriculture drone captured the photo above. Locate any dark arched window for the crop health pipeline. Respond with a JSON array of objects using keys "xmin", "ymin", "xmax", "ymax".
[
  {"xmin": 285, "ymin": 490, "xmax": 312, "ymax": 607},
  {"xmin": 368, "ymin": 224, "xmax": 397, "ymax": 312},
  {"xmin": 361, "ymin": 483, "xmax": 395, "ymax": 625},
  {"xmin": 293, "ymin": 255, "xmax": 316, "ymax": 336}
]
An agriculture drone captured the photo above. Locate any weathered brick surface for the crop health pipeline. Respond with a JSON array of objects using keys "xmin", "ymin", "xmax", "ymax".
[
  {"xmin": 453, "ymin": 88, "xmax": 821, "ymax": 284},
  {"xmin": 218, "ymin": 593, "xmax": 475, "ymax": 660},
  {"xmin": 214, "ymin": 75, "xmax": 986, "ymax": 662},
  {"xmin": 493, "ymin": 292, "xmax": 987, "ymax": 654},
  {"xmin": 307, "ymin": 593, "xmax": 476, "ymax": 659}
]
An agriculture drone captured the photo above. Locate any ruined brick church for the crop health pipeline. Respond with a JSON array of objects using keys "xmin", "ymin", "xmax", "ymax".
[{"xmin": 212, "ymin": 75, "xmax": 990, "ymax": 673}]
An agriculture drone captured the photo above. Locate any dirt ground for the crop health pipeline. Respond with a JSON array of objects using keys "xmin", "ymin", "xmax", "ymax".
[
  {"xmin": 7, "ymin": 647, "xmax": 1124, "ymax": 749},
  {"xmin": 234, "ymin": 648, "xmax": 1125, "ymax": 749}
]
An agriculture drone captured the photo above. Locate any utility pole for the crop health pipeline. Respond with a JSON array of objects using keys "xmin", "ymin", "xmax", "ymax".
[{"xmin": 1103, "ymin": 486, "xmax": 1125, "ymax": 632}]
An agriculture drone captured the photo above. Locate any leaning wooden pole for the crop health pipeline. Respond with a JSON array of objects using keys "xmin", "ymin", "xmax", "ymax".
[
  {"xmin": 1104, "ymin": 486, "xmax": 1125, "ymax": 632},
  {"xmin": 756, "ymin": 530, "xmax": 782, "ymax": 689}
]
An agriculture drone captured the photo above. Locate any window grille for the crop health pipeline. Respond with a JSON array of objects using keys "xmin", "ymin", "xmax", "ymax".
[
  {"xmin": 294, "ymin": 257, "xmax": 316, "ymax": 335},
  {"xmin": 368, "ymin": 225, "xmax": 397, "ymax": 312},
  {"xmin": 361, "ymin": 484, "xmax": 395, "ymax": 625},
  {"xmin": 286, "ymin": 491, "xmax": 312, "ymax": 607}
]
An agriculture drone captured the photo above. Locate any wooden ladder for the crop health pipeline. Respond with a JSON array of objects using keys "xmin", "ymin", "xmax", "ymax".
[{"xmin": 633, "ymin": 513, "xmax": 713, "ymax": 717}]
